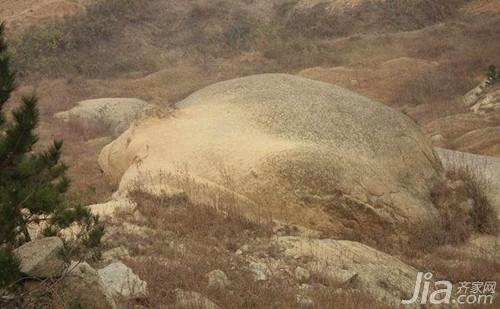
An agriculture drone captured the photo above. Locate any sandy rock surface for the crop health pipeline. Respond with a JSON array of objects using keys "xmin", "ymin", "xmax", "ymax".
[
  {"xmin": 55, "ymin": 98, "xmax": 156, "ymax": 136},
  {"xmin": 99, "ymin": 74, "xmax": 442, "ymax": 233}
]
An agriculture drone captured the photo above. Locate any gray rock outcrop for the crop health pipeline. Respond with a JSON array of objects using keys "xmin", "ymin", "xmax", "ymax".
[
  {"xmin": 98, "ymin": 262, "xmax": 147, "ymax": 300},
  {"xmin": 13, "ymin": 237, "xmax": 66, "ymax": 278},
  {"xmin": 99, "ymin": 74, "xmax": 442, "ymax": 233},
  {"xmin": 60, "ymin": 261, "xmax": 117, "ymax": 309},
  {"xmin": 55, "ymin": 98, "xmax": 155, "ymax": 136}
]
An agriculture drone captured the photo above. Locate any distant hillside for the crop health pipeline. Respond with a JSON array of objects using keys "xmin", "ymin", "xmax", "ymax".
[{"xmin": 0, "ymin": 0, "xmax": 92, "ymax": 33}]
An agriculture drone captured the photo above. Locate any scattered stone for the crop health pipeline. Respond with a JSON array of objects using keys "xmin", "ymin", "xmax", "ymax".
[
  {"xmin": 60, "ymin": 261, "xmax": 116, "ymax": 309},
  {"xmin": 13, "ymin": 237, "xmax": 65, "ymax": 278},
  {"xmin": 85, "ymin": 136, "xmax": 113, "ymax": 148},
  {"xmin": 98, "ymin": 262, "xmax": 147, "ymax": 300},
  {"xmin": 102, "ymin": 247, "xmax": 131, "ymax": 264},
  {"xmin": 430, "ymin": 134, "xmax": 444, "ymax": 144},
  {"xmin": 175, "ymin": 289, "xmax": 220, "ymax": 309},
  {"xmin": 207, "ymin": 269, "xmax": 230, "ymax": 288},
  {"xmin": 463, "ymin": 78, "xmax": 493, "ymax": 107},
  {"xmin": 294, "ymin": 266, "xmax": 310, "ymax": 283},
  {"xmin": 471, "ymin": 89, "xmax": 500, "ymax": 113},
  {"xmin": 296, "ymin": 294, "xmax": 314, "ymax": 307},
  {"xmin": 249, "ymin": 261, "xmax": 270, "ymax": 281},
  {"xmin": 298, "ymin": 283, "xmax": 313, "ymax": 291},
  {"xmin": 276, "ymin": 236, "xmax": 420, "ymax": 307},
  {"xmin": 88, "ymin": 199, "xmax": 136, "ymax": 218}
]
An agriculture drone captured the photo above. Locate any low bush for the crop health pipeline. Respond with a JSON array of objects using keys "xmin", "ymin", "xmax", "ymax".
[{"xmin": 409, "ymin": 164, "xmax": 498, "ymax": 251}]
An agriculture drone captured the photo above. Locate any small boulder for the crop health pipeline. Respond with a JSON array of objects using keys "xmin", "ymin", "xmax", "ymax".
[
  {"xmin": 207, "ymin": 269, "xmax": 230, "ymax": 288},
  {"xmin": 102, "ymin": 247, "xmax": 131, "ymax": 264},
  {"xmin": 60, "ymin": 261, "xmax": 116, "ymax": 309},
  {"xmin": 294, "ymin": 266, "xmax": 311, "ymax": 283},
  {"xmin": 98, "ymin": 262, "xmax": 147, "ymax": 300},
  {"xmin": 13, "ymin": 237, "xmax": 65, "ymax": 278},
  {"xmin": 296, "ymin": 294, "xmax": 314, "ymax": 307},
  {"xmin": 175, "ymin": 289, "xmax": 220, "ymax": 309},
  {"xmin": 248, "ymin": 261, "xmax": 270, "ymax": 281}
]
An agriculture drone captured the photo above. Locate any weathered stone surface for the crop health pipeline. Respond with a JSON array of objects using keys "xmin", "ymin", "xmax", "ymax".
[
  {"xmin": 464, "ymin": 78, "xmax": 493, "ymax": 107},
  {"xmin": 98, "ymin": 262, "xmax": 147, "ymax": 300},
  {"xmin": 55, "ymin": 98, "xmax": 155, "ymax": 136},
  {"xmin": 275, "ymin": 236, "xmax": 420, "ymax": 307},
  {"xmin": 13, "ymin": 237, "xmax": 65, "ymax": 278},
  {"xmin": 88, "ymin": 199, "xmax": 135, "ymax": 218},
  {"xmin": 294, "ymin": 266, "xmax": 311, "ymax": 282},
  {"xmin": 102, "ymin": 247, "xmax": 131, "ymax": 264},
  {"xmin": 471, "ymin": 89, "xmax": 500, "ymax": 113},
  {"xmin": 248, "ymin": 261, "xmax": 271, "ymax": 281},
  {"xmin": 207, "ymin": 269, "xmax": 230, "ymax": 288},
  {"xmin": 60, "ymin": 261, "xmax": 116, "ymax": 309},
  {"xmin": 99, "ymin": 74, "xmax": 442, "ymax": 233}
]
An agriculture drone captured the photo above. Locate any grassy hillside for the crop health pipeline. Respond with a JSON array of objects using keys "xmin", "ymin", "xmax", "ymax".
[{"xmin": 13, "ymin": 0, "xmax": 497, "ymax": 80}]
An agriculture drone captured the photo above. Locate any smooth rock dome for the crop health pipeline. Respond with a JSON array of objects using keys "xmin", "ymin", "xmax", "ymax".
[
  {"xmin": 55, "ymin": 98, "xmax": 155, "ymax": 136},
  {"xmin": 99, "ymin": 74, "xmax": 442, "ymax": 233}
]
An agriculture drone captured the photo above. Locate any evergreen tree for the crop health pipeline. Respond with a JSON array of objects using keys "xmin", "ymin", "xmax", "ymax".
[
  {"xmin": 0, "ymin": 22, "xmax": 104, "ymax": 289},
  {"xmin": 486, "ymin": 65, "xmax": 500, "ymax": 83}
]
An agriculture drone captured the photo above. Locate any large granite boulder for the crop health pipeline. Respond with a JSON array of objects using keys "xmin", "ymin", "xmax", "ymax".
[{"xmin": 99, "ymin": 74, "xmax": 442, "ymax": 233}]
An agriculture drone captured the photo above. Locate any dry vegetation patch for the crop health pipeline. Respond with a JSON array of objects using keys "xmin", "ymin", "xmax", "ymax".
[
  {"xmin": 99, "ymin": 189, "xmax": 390, "ymax": 308},
  {"xmin": 408, "ymin": 163, "xmax": 498, "ymax": 253}
]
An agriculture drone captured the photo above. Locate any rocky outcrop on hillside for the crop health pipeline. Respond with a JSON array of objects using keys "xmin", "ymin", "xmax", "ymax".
[
  {"xmin": 55, "ymin": 98, "xmax": 156, "ymax": 136},
  {"xmin": 274, "ymin": 236, "xmax": 420, "ymax": 307},
  {"xmin": 8, "ymin": 238, "xmax": 147, "ymax": 309},
  {"xmin": 471, "ymin": 89, "xmax": 500, "ymax": 114},
  {"xmin": 99, "ymin": 74, "xmax": 442, "ymax": 235}
]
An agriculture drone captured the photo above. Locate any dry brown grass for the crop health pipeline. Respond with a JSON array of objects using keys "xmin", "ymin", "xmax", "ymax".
[
  {"xmin": 407, "ymin": 163, "xmax": 498, "ymax": 252},
  {"xmin": 128, "ymin": 189, "xmax": 272, "ymax": 247},
  {"xmin": 275, "ymin": 0, "xmax": 467, "ymax": 38},
  {"xmin": 398, "ymin": 64, "xmax": 476, "ymax": 107},
  {"xmin": 99, "ymin": 189, "xmax": 389, "ymax": 308},
  {"xmin": 418, "ymin": 249, "xmax": 500, "ymax": 283}
]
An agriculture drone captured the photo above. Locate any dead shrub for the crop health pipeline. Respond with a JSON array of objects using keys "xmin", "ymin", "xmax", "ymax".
[
  {"xmin": 446, "ymin": 166, "xmax": 499, "ymax": 234},
  {"xmin": 409, "ymin": 163, "xmax": 498, "ymax": 251}
]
